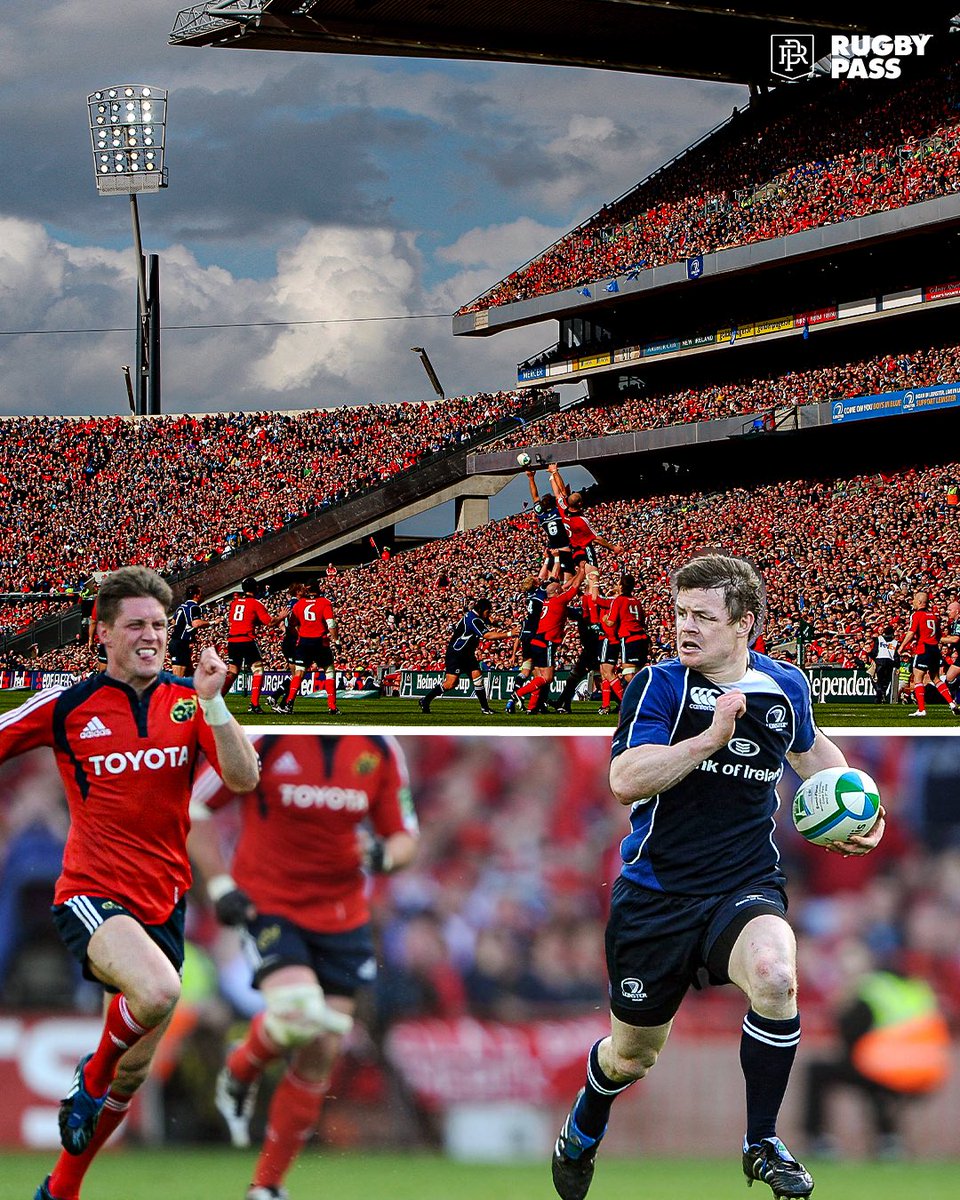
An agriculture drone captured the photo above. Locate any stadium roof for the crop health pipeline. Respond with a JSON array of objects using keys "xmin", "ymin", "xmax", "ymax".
[{"xmin": 170, "ymin": 2, "xmax": 960, "ymax": 85}]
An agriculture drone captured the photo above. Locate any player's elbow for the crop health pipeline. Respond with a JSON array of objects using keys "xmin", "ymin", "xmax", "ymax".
[{"xmin": 609, "ymin": 759, "xmax": 645, "ymax": 806}]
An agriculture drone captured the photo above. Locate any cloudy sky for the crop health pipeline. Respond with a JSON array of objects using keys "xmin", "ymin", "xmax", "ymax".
[{"xmin": 0, "ymin": 2, "xmax": 745, "ymax": 417}]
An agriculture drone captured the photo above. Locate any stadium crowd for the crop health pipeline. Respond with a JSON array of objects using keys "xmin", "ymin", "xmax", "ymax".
[
  {"xmin": 460, "ymin": 57, "xmax": 960, "ymax": 312},
  {"xmin": 0, "ymin": 391, "xmax": 535, "ymax": 594},
  {"xmin": 487, "ymin": 339, "xmax": 960, "ymax": 450}
]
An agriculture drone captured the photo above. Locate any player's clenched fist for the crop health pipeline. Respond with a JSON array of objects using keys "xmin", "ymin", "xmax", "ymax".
[
  {"xmin": 194, "ymin": 646, "xmax": 228, "ymax": 698},
  {"xmin": 708, "ymin": 689, "xmax": 747, "ymax": 747}
]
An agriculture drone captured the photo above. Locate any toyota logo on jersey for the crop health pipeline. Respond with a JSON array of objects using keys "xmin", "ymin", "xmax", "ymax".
[{"xmin": 87, "ymin": 746, "xmax": 191, "ymax": 775}]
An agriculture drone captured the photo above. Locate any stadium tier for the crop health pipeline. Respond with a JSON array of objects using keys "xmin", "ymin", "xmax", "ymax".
[{"xmin": 458, "ymin": 53, "xmax": 960, "ymax": 316}]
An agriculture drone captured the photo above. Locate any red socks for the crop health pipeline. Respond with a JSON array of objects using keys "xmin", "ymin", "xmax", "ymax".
[
  {"xmin": 252, "ymin": 1070, "xmax": 327, "ymax": 1190},
  {"xmin": 251, "ymin": 673, "xmax": 263, "ymax": 706},
  {"xmin": 324, "ymin": 676, "xmax": 337, "ymax": 711},
  {"xmin": 84, "ymin": 994, "xmax": 154, "ymax": 1097},
  {"xmin": 914, "ymin": 685, "xmax": 926, "ymax": 713},
  {"xmin": 227, "ymin": 1013, "xmax": 283, "ymax": 1086}
]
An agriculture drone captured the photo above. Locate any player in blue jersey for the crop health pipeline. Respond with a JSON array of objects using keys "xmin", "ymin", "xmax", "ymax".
[
  {"xmin": 168, "ymin": 585, "xmax": 210, "ymax": 677},
  {"xmin": 552, "ymin": 554, "xmax": 885, "ymax": 1200},
  {"xmin": 418, "ymin": 599, "xmax": 516, "ymax": 716}
]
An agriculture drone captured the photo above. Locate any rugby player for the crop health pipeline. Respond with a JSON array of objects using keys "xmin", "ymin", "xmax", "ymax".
[
  {"xmin": 274, "ymin": 581, "xmax": 340, "ymax": 717},
  {"xmin": 223, "ymin": 578, "xmax": 281, "ymax": 715},
  {"xmin": 508, "ymin": 563, "xmax": 586, "ymax": 714},
  {"xmin": 940, "ymin": 600, "xmax": 960, "ymax": 702},
  {"xmin": 547, "ymin": 463, "xmax": 625, "ymax": 570},
  {"xmin": 526, "ymin": 469, "xmax": 575, "ymax": 582},
  {"xmin": 168, "ymin": 585, "xmax": 210, "ymax": 677},
  {"xmin": 551, "ymin": 554, "xmax": 885, "ymax": 1200},
  {"xmin": 264, "ymin": 583, "xmax": 304, "ymax": 711},
  {"xmin": 0, "ymin": 566, "xmax": 260, "ymax": 1200},
  {"xmin": 546, "ymin": 570, "xmax": 609, "ymax": 715},
  {"xmin": 898, "ymin": 590, "xmax": 960, "ymax": 717},
  {"xmin": 188, "ymin": 733, "xmax": 418, "ymax": 1200},
  {"xmin": 419, "ymin": 599, "xmax": 516, "ymax": 716},
  {"xmin": 598, "ymin": 574, "xmax": 650, "ymax": 715},
  {"xmin": 512, "ymin": 561, "xmax": 554, "ymax": 697}
]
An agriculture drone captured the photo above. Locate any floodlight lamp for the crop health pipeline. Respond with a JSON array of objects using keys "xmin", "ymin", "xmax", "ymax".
[{"xmin": 87, "ymin": 85, "xmax": 168, "ymax": 194}]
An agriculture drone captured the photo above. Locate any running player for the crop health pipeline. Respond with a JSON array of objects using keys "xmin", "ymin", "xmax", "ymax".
[
  {"xmin": 223, "ymin": 578, "xmax": 280, "ymax": 715},
  {"xmin": 419, "ymin": 599, "xmax": 516, "ymax": 716},
  {"xmin": 168, "ymin": 585, "xmax": 210, "ymax": 677},
  {"xmin": 276, "ymin": 581, "xmax": 339, "ymax": 717},
  {"xmin": 508, "ymin": 563, "xmax": 586, "ymax": 714},
  {"xmin": 598, "ymin": 574, "xmax": 650, "ymax": 715},
  {"xmin": 0, "ymin": 566, "xmax": 260, "ymax": 1200},
  {"xmin": 551, "ymin": 554, "xmax": 885, "ymax": 1200},
  {"xmin": 188, "ymin": 734, "xmax": 418, "ymax": 1200},
  {"xmin": 899, "ymin": 590, "xmax": 960, "ymax": 717}
]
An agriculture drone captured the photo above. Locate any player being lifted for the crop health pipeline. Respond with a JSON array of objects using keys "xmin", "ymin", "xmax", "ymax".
[
  {"xmin": 419, "ymin": 598, "xmax": 517, "ymax": 716},
  {"xmin": 899, "ymin": 590, "xmax": 960, "ymax": 718},
  {"xmin": 548, "ymin": 463, "xmax": 625, "ymax": 572},
  {"xmin": 274, "ymin": 581, "xmax": 340, "ymax": 717},
  {"xmin": 223, "ymin": 578, "xmax": 281, "ymax": 715},
  {"xmin": 526, "ymin": 469, "xmax": 575, "ymax": 582},
  {"xmin": 551, "ymin": 554, "xmax": 884, "ymax": 1200},
  {"xmin": 0, "ymin": 566, "xmax": 259, "ymax": 1200},
  {"xmin": 189, "ymin": 733, "xmax": 418, "ymax": 1200},
  {"xmin": 598, "ymin": 574, "xmax": 650, "ymax": 715}
]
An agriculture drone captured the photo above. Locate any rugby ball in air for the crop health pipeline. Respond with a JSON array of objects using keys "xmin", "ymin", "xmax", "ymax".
[
  {"xmin": 792, "ymin": 767, "xmax": 881, "ymax": 846},
  {"xmin": 517, "ymin": 452, "xmax": 532, "ymax": 467}
]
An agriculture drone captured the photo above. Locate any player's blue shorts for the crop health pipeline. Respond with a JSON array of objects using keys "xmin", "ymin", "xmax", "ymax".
[
  {"xmin": 444, "ymin": 647, "xmax": 480, "ymax": 676},
  {"xmin": 241, "ymin": 912, "xmax": 376, "ymax": 997},
  {"xmin": 52, "ymin": 896, "xmax": 186, "ymax": 990},
  {"xmin": 913, "ymin": 646, "xmax": 941, "ymax": 675},
  {"xmin": 529, "ymin": 639, "xmax": 556, "ymax": 669},
  {"xmin": 227, "ymin": 640, "xmax": 263, "ymax": 670},
  {"xmin": 605, "ymin": 876, "xmax": 787, "ymax": 1027}
]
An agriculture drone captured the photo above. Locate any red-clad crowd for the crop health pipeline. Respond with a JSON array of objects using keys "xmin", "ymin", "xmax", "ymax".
[
  {"xmin": 459, "ymin": 59, "xmax": 960, "ymax": 313},
  {"xmin": 0, "ymin": 392, "xmax": 536, "ymax": 595},
  {"xmin": 488, "ymin": 340, "xmax": 960, "ymax": 450}
]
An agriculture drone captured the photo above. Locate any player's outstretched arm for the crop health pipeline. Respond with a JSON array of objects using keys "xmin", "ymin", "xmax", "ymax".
[
  {"xmin": 610, "ymin": 690, "xmax": 746, "ymax": 805},
  {"xmin": 193, "ymin": 646, "xmax": 261, "ymax": 793}
]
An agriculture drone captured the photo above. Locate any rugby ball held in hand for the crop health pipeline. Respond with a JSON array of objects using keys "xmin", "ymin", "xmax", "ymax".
[{"xmin": 792, "ymin": 767, "xmax": 881, "ymax": 846}]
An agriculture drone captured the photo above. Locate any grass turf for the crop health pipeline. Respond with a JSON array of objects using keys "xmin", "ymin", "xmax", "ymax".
[
  {"xmin": 1, "ymin": 690, "xmax": 958, "ymax": 728},
  {"xmin": 5, "ymin": 1148, "xmax": 960, "ymax": 1200}
]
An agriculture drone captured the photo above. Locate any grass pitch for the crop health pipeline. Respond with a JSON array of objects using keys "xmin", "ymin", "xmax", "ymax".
[
  {"xmin": 5, "ymin": 1148, "xmax": 960, "ymax": 1200},
  {"xmin": 1, "ymin": 690, "xmax": 958, "ymax": 730}
]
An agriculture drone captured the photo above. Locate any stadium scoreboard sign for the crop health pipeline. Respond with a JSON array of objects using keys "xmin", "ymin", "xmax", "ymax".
[{"xmin": 830, "ymin": 381, "xmax": 960, "ymax": 425}]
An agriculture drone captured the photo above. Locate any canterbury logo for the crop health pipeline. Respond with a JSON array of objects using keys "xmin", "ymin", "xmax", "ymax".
[
  {"xmin": 79, "ymin": 717, "xmax": 112, "ymax": 739},
  {"xmin": 689, "ymin": 687, "xmax": 721, "ymax": 710}
]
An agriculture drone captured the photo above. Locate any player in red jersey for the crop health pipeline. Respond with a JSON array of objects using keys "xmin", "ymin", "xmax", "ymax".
[
  {"xmin": 223, "ymin": 577, "xmax": 281, "ymax": 715},
  {"xmin": 509, "ymin": 563, "xmax": 586, "ymax": 713},
  {"xmin": 599, "ymin": 574, "xmax": 650, "ymax": 715},
  {"xmin": 188, "ymin": 734, "xmax": 418, "ymax": 1200},
  {"xmin": 0, "ymin": 566, "xmax": 260, "ymax": 1200},
  {"xmin": 898, "ymin": 590, "xmax": 960, "ymax": 717},
  {"xmin": 548, "ymin": 463, "xmax": 625, "ymax": 575},
  {"xmin": 274, "ymin": 580, "xmax": 340, "ymax": 717}
]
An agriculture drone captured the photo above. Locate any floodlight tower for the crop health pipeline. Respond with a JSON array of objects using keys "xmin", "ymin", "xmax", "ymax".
[{"xmin": 87, "ymin": 86, "xmax": 168, "ymax": 415}]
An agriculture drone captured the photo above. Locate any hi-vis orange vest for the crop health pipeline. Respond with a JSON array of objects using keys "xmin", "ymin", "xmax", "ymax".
[{"xmin": 851, "ymin": 972, "xmax": 950, "ymax": 1094}]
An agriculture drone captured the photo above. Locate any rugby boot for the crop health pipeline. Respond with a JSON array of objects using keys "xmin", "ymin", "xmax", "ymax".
[
  {"xmin": 216, "ymin": 1063, "xmax": 259, "ymax": 1149},
  {"xmin": 551, "ymin": 1089, "xmax": 605, "ymax": 1200},
  {"xmin": 58, "ymin": 1054, "xmax": 107, "ymax": 1156},
  {"xmin": 246, "ymin": 1188, "xmax": 289, "ymax": 1200},
  {"xmin": 742, "ymin": 1136, "xmax": 814, "ymax": 1197},
  {"xmin": 34, "ymin": 1179, "xmax": 62, "ymax": 1200}
]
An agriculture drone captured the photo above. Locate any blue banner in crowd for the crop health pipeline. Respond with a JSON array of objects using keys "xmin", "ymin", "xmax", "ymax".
[{"xmin": 830, "ymin": 380, "xmax": 960, "ymax": 424}]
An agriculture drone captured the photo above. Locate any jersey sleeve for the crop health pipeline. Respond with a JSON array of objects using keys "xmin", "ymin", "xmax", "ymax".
[
  {"xmin": 190, "ymin": 730, "xmax": 260, "ymax": 814},
  {"xmin": 787, "ymin": 666, "xmax": 817, "ymax": 754},
  {"xmin": 253, "ymin": 598, "xmax": 273, "ymax": 626},
  {"xmin": 0, "ymin": 688, "xmax": 61, "ymax": 763},
  {"xmin": 611, "ymin": 666, "xmax": 679, "ymax": 760},
  {"xmin": 369, "ymin": 736, "xmax": 419, "ymax": 839}
]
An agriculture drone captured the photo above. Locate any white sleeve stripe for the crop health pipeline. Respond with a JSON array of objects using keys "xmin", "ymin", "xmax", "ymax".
[{"xmin": 0, "ymin": 687, "xmax": 63, "ymax": 732}]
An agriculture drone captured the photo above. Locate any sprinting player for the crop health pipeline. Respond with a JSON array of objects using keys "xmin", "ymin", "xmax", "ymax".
[
  {"xmin": 188, "ymin": 733, "xmax": 418, "ymax": 1200},
  {"xmin": 265, "ymin": 583, "xmax": 304, "ymax": 710},
  {"xmin": 223, "ymin": 578, "xmax": 280, "ymax": 715},
  {"xmin": 168, "ymin": 585, "xmax": 210, "ymax": 677},
  {"xmin": 419, "ymin": 599, "xmax": 516, "ymax": 716},
  {"xmin": 276, "ymin": 582, "xmax": 339, "ymax": 717},
  {"xmin": 598, "ymin": 574, "xmax": 650, "ymax": 715},
  {"xmin": 526, "ymin": 469, "xmax": 575, "ymax": 581},
  {"xmin": 509, "ymin": 563, "xmax": 586, "ymax": 714},
  {"xmin": 548, "ymin": 570, "xmax": 609, "ymax": 715},
  {"xmin": 548, "ymin": 463, "xmax": 625, "ymax": 571},
  {"xmin": 0, "ymin": 566, "xmax": 260, "ymax": 1200},
  {"xmin": 551, "ymin": 553, "xmax": 885, "ymax": 1200},
  {"xmin": 512, "ymin": 561, "xmax": 554, "ymax": 696},
  {"xmin": 898, "ymin": 590, "xmax": 959, "ymax": 717}
]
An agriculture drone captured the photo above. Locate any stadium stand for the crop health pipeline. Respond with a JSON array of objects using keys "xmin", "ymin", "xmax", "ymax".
[{"xmin": 459, "ymin": 56, "xmax": 960, "ymax": 313}]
